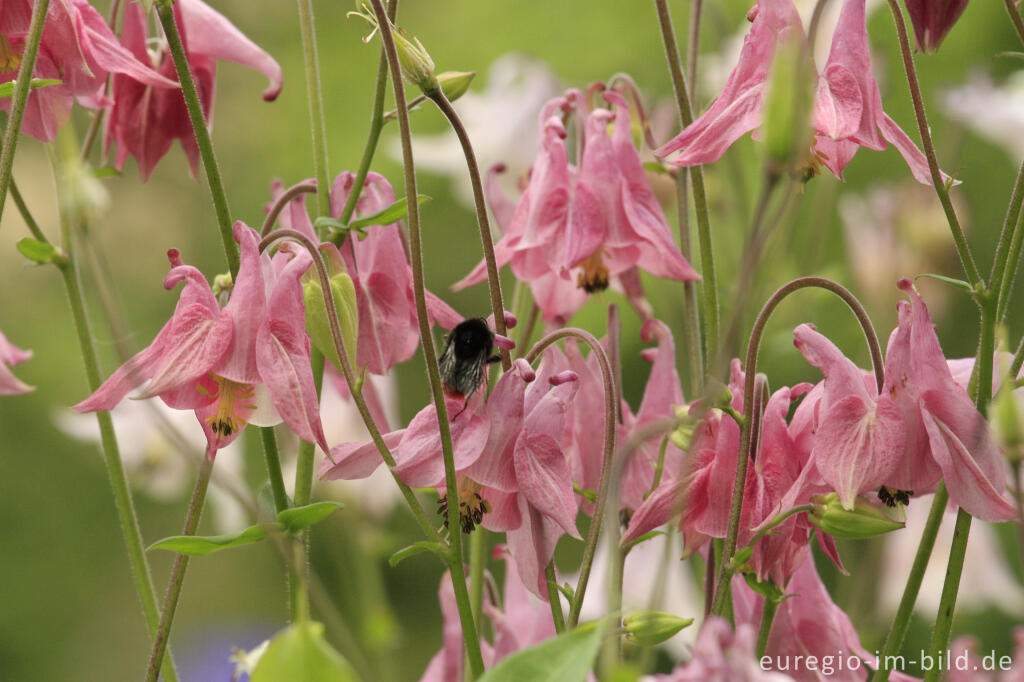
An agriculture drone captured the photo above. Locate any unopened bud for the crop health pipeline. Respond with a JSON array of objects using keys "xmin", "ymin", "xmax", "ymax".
[
  {"xmin": 303, "ymin": 247, "xmax": 359, "ymax": 373},
  {"xmin": 436, "ymin": 70, "xmax": 475, "ymax": 102},
  {"xmin": 762, "ymin": 33, "xmax": 815, "ymax": 181},
  {"xmin": 670, "ymin": 407, "xmax": 697, "ymax": 451},
  {"xmin": 809, "ymin": 493, "xmax": 904, "ymax": 539},
  {"xmin": 393, "ymin": 26, "xmax": 438, "ymax": 93},
  {"xmin": 905, "ymin": 0, "xmax": 969, "ymax": 53},
  {"xmin": 622, "ymin": 610, "xmax": 693, "ymax": 647}
]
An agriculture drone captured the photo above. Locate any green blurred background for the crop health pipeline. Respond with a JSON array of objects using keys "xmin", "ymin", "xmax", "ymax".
[{"xmin": 1, "ymin": 0, "xmax": 1023, "ymax": 679}]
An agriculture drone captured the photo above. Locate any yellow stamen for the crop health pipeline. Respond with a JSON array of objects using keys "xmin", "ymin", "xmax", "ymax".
[
  {"xmin": 203, "ymin": 377, "xmax": 255, "ymax": 438},
  {"xmin": 576, "ymin": 250, "xmax": 610, "ymax": 293},
  {"xmin": 0, "ymin": 36, "xmax": 23, "ymax": 74}
]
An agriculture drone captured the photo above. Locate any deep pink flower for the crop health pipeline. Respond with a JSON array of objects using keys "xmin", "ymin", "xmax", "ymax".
[
  {"xmin": 74, "ymin": 222, "xmax": 327, "ymax": 457},
  {"xmin": 455, "ymin": 89, "xmax": 698, "ymax": 323},
  {"xmin": 0, "ymin": 329, "xmax": 33, "ymax": 395},
  {"xmin": 657, "ymin": 0, "xmax": 947, "ymax": 185},
  {"xmin": 0, "ymin": 0, "xmax": 177, "ymax": 142},
  {"xmin": 106, "ymin": 0, "xmax": 283, "ymax": 180},
  {"xmin": 906, "ymin": 0, "xmax": 969, "ymax": 53}
]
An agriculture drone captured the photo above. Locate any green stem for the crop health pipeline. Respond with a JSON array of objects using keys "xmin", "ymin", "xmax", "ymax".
[
  {"xmin": 297, "ymin": 0, "xmax": 331, "ymax": 221},
  {"xmin": 469, "ymin": 527, "xmax": 487, "ymax": 632},
  {"xmin": 870, "ymin": 486, "xmax": 948, "ymax": 682},
  {"xmin": 9, "ymin": 178, "xmax": 47, "ymax": 242},
  {"xmin": 80, "ymin": 0, "xmax": 122, "ymax": 161},
  {"xmin": 545, "ymin": 562, "xmax": 566, "ymax": 634},
  {"xmin": 998, "ymin": 207, "xmax": 1024, "ymax": 323},
  {"xmin": 291, "ymin": 351, "xmax": 323, "ymax": 622},
  {"xmin": 990, "ymin": 159, "xmax": 1024, "ymax": 310},
  {"xmin": 54, "ymin": 158, "xmax": 179, "ymax": 682},
  {"xmin": 1013, "ymin": 332, "xmax": 1024, "ymax": 379},
  {"xmin": 261, "ymin": 427, "xmax": 289, "ymax": 513},
  {"xmin": 368, "ymin": 2, "xmax": 484, "ymax": 675},
  {"xmin": 426, "ymin": 89, "xmax": 510, "ymax": 370},
  {"xmin": 756, "ymin": 597, "xmax": 779, "ymax": 658},
  {"xmin": 339, "ymin": 0, "xmax": 398, "ymax": 225},
  {"xmin": 1005, "ymin": 0, "xmax": 1024, "ymax": 45},
  {"xmin": 686, "ymin": 0, "xmax": 702, "ymax": 103},
  {"xmin": 711, "ymin": 277, "xmax": 883, "ymax": 615},
  {"xmin": 154, "ymin": 0, "xmax": 237, "ymax": 276},
  {"xmin": 144, "ymin": 457, "xmax": 213, "ymax": 682},
  {"xmin": 922, "ymin": 507, "xmax": 972, "ymax": 682},
  {"xmin": 886, "ymin": 0, "xmax": 981, "ymax": 289},
  {"xmin": 675, "ymin": 171, "xmax": 704, "ymax": 396},
  {"xmin": 654, "ymin": 0, "xmax": 719, "ymax": 367},
  {"xmin": 0, "ymin": 0, "xmax": 50, "ymax": 226},
  {"xmin": 525, "ymin": 329, "xmax": 617, "ymax": 628}
]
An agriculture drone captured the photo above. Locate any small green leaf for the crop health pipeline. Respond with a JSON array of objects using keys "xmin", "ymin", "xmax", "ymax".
[
  {"xmin": 478, "ymin": 622, "xmax": 601, "ymax": 682},
  {"xmin": 16, "ymin": 238, "xmax": 59, "ymax": 265},
  {"xmin": 348, "ymin": 194, "xmax": 431, "ymax": 231},
  {"xmin": 92, "ymin": 166, "xmax": 122, "ymax": 178},
  {"xmin": 743, "ymin": 573, "xmax": 786, "ymax": 603},
  {"xmin": 915, "ymin": 273, "xmax": 972, "ymax": 293},
  {"xmin": 148, "ymin": 524, "xmax": 272, "ymax": 556},
  {"xmin": 314, "ymin": 217, "xmax": 349, "ymax": 232},
  {"xmin": 572, "ymin": 482, "xmax": 597, "ymax": 503},
  {"xmin": 251, "ymin": 621, "xmax": 359, "ymax": 682},
  {"xmin": 642, "ymin": 161, "xmax": 673, "ymax": 176},
  {"xmin": 0, "ymin": 78, "xmax": 62, "ymax": 98},
  {"xmin": 388, "ymin": 541, "xmax": 449, "ymax": 567},
  {"xmin": 996, "ymin": 51, "xmax": 1024, "ymax": 61},
  {"xmin": 277, "ymin": 501, "xmax": 344, "ymax": 534}
]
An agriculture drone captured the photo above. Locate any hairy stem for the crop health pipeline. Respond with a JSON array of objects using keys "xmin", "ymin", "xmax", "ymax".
[{"xmin": 545, "ymin": 562, "xmax": 566, "ymax": 634}]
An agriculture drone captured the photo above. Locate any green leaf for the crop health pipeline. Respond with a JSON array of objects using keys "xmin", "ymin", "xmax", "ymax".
[
  {"xmin": 0, "ymin": 78, "xmax": 62, "ymax": 98},
  {"xmin": 642, "ymin": 161, "xmax": 673, "ymax": 176},
  {"xmin": 388, "ymin": 541, "xmax": 449, "ymax": 567},
  {"xmin": 92, "ymin": 166, "xmax": 122, "ymax": 178},
  {"xmin": 314, "ymin": 217, "xmax": 349, "ymax": 232},
  {"xmin": 348, "ymin": 194, "xmax": 431, "ymax": 231},
  {"xmin": 478, "ymin": 622, "xmax": 601, "ymax": 682},
  {"xmin": 277, "ymin": 501, "xmax": 344, "ymax": 534},
  {"xmin": 148, "ymin": 524, "xmax": 271, "ymax": 556},
  {"xmin": 743, "ymin": 573, "xmax": 786, "ymax": 603},
  {"xmin": 251, "ymin": 622, "xmax": 359, "ymax": 682},
  {"xmin": 16, "ymin": 238, "xmax": 59, "ymax": 265},
  {"xmin": 915, "ymin": 273, "xmax": 972, "ymax": 293}
]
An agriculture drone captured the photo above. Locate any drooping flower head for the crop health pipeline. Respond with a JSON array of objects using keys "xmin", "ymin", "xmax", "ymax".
[
  {"xmin": 106, "ymin": 0, "xmax": 283, "ymax": 180},
  {"xmin": 74, "ymin": 222, "xmax": 327, "ymax": 458},
  {"xmin": 455, "ymin": 87, "xmax": 698, "ymax": 324},
  {"xmin": 658, "ymin": 0, "xmax": 950, "ymax": 185},
  {"xmin": 0, "ymin": 0, "xmax": 178, "ymax": 142}
]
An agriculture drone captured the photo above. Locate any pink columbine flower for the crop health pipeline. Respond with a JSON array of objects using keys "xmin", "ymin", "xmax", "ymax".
[
  {"xmin": 74, "ymin": 222, "xmax": 327, "ymax": 458},
  {"xmin": 657, "ymin": 0, "xmax": 946, "ymax": 185},
  {"xmin": 0, "ymin": 329, "xmax": 33, "ymax": 395},
  {"xmin": 454, "ymin": 89, "xmax": 698, "ymax": 324},
  {"xmin": 106, "ymin": 0, "xmax": 283, "ymax": 181},
  {"xmin": 905, "ymin": 0, "xmax": 969, "ymax": 54},
  {"xmin": 0, "ymin": 0, "xmax": 178, "ymax": 142}
]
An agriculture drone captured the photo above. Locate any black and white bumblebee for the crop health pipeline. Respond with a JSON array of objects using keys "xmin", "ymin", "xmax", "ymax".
[{"xmin": 438, "ymin": 318, "xmax": 501, "ymax": 413}]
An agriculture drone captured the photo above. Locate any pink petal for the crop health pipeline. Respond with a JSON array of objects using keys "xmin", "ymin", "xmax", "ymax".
[
  {"xmin": 878, "ymin": 113, "xmax": 955, "ymax": 187},
  {"xmin": 506, "ymin": 498, "xmax": 563, "ymax": 599},
  {"xmin": 321, "ymin": 430, "xmax": 404, "ymax": 480},
  {"xmin": 219, "ymin": 223, "xmax": 267, "ymax": 384},
  {"xmin": 514, "ymin": 432, "xmax": 580, "ymax": 537}
]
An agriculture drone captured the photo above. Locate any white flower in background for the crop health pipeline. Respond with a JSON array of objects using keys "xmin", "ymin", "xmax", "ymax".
[
  {"xmin": 230, "ymin": 638, "xmax": 269, "ymax": 679},
  {"xmin": 402, "ymin": 52, "xmax": 562, "ymax": 205},
  {"xmin": 945, "ymin": 71, "xmax": 1024, "ymax": 161},
  {"xmin": 839, "ymin": 182, "xmax": 961, "ymax": 321},
  {"xmin": 57, "ymin": 400, "xmax": 248, "ymax": 532},
  {"xmin": 576, "ymin": 533, "xmax": 703, "ymax": 657},
  {"xmin": 879, "ymin": 494, "xmax": 1024, "ymax": 617}
]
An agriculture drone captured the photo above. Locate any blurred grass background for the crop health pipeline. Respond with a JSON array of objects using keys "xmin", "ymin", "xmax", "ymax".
[{"xmin": 1, "ymin": 0, "xmax": 1023, "ymax": 679}]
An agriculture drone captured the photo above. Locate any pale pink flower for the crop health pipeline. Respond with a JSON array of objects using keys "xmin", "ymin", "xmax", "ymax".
[
  {"xmin": 0, "ymin": 0, "xmax": 178, "ymax": 142},
  {"xmin": 0, "ymin": 329, "xmax": 33, "ymax": 395},
  {"xmin": 658, "ymin": 0, "xmax": 946, "ymax": 185},
  {"xmin": 74, "ymin": 222, "xmax": 327, "ymax": 458},
  {"xmin": 650, "ymin": 617, "xmax": 794, "ymax": 682},
  {"xmin": 106, "ymin": 0, "xmax": 283, "ymax": 180}
]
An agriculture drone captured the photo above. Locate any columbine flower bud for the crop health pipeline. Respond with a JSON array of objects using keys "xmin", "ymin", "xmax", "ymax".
[
  {"xmin": 808, "ymin": 493, "xmax": 905, "ymax": 539},
  {"xmin": 670, "ymin": 406, "xmax": 697, "ymax": 451},
  {"xmin": 303, "ymin": 247, "xmax": 359, "ymax": 373},
  {"xmin": 436, "ymin": 70, "xmax": 476, "ymax": 102},
  {"xmin": 622, "ymin": 610, "xmax": 693, "ymax": 647},
  {"xmin": 349, "ymin": 3, "xmax": 437, "ymax": 93},
  {"xmin": 905, "ymin": 0, "xmax": 969, "ymax": 53},
  {"xmin": 57, "ymin": 157, "xmax": 110, "ymax": 228},
  {"xmin": 761, "ymin": 32, "xmax": 815, "ymax": 181}
]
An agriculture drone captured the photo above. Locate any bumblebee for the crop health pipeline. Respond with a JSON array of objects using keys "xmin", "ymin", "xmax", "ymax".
[{"xmin": 438, "ymin": 318, "xmax": 500, "ymax": 414}]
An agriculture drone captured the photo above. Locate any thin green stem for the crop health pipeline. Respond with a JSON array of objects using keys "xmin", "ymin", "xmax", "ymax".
[
  {"xmin": 9, "ymin": 178, "xmax": 47, "ymax": 242},
  {"xmin": 261, "ymin": 427, "xmax": 290, "ymax": 513},
  {"xmin": 998, "ymin": 208, "xmax": 1024, "ymax": 323},
  {"xmin": 297, "ymin": 0, "xmax": 331, "ymax": 221},
  {"xmin": 756, "ymin": 597, "xmax": 779, "ymax": 658},
  {"xmin": 0, "ymin": 0, "xmax": 50, "ymax": 226},
  {"xmin": 655, "ymin": 0, "xmax": 719, "ymax": 367},
  {"xmin": 712, "ymin": 277, "xmax": 883, "ymax": 615},
  {"xmin": 1012, "ymin": 332, "xmax": 1024, "ymax": 378},
  {"xmin": 144, "ymin": 457, "xmax": 213, "ymax": 682},
  {"xmin": 426, "ymin": 90, "xmax": 510, "ymax": 370},
  {"xmin": 686, "ymin": 0, "xmax": 703, "ymax": 104},
  {"xmin": 154, "ymin": 0, "xmax": 237, "ymax": 275},
  {"xmin": 922, "ymin": 507, "xmax": 972, "ymax": 682},
  {"xmin": 675, "ymin": 171, "xmax": 704, "ymax": 396},
  {"xmin": 1005, "ymin": 0, "xmax": 1024, "ymax": 46},
  {"xmin": 261, "ymin": 180, "xmax": 318, "ymax": 237},
  {"xmin": 545, "ymin": 562, "xmax": 566, "ymax": 634},
  {"xmin": 469, "ymin": 527, "xmax": 487, "ymax": 632},
  {"xmin": 990, "ymin": 159, "xmax": 1024, "ymax": 305},
  {"xmin": 80, "ymin": 0, "xmax": 122, "ymax": 161},
  {"xmin": 870, "ymin": 488, "xmax": 949, "ymax": 682},
  {"xmin": 368, "ymin": 4, "xmax": 485, "ymax": 675},
  {"xmin": 886, "ymin": 0, "xmax": 981, "ymax": 289},
  {"xmin": 525, "ymin": 329, "xmax": 617, "ymax": 628}
]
